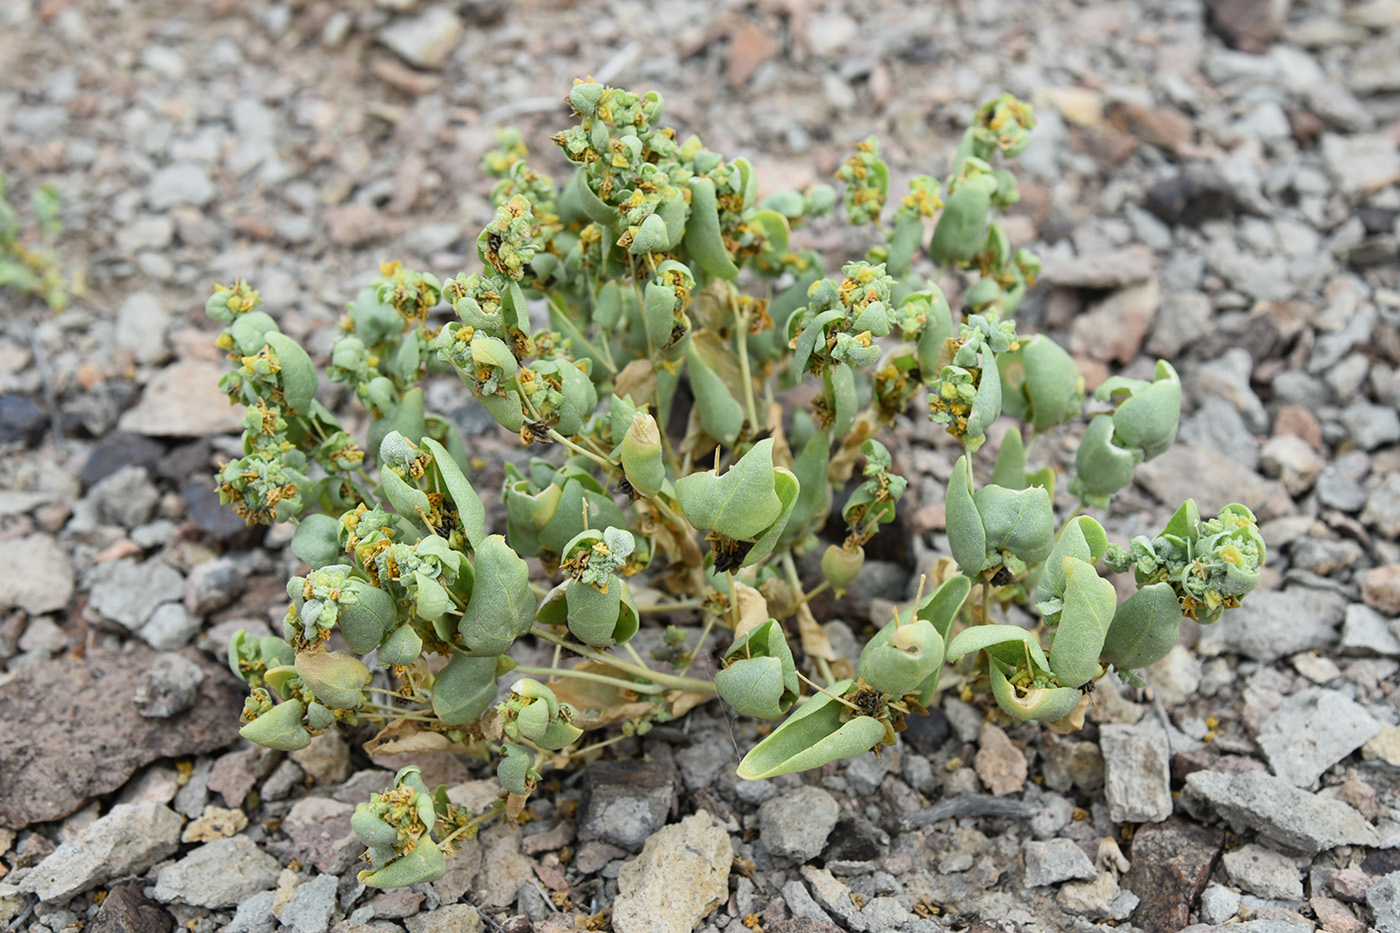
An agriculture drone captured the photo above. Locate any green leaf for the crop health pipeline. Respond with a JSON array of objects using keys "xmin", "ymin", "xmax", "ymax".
[
  {"xmin": 295, "ymin": 650, "xmax": 371, "ymax": 709},
  {"xmin": 735, "ymin": 680, "xmax": 888, "ymax": 779},
  {"xmin": 431, "ymin": 653, "xmax": 499, "ymax": 725},
  {"xmin": 239, "ymin": 700, "xmax": 311, "ymax": 751},
  {"xmin": 263, "ymin": 331, "xmax": 317, "ymax": 414},
  {"xmin": 358, "ymin": 842, "xmax": 446, "ymax": 889},
  {"xmin": 742, "ymin": 467, "xmax": 800, "ymax": 568},
  {"xmin": 687, "ymin": 344, "xmax": 745, "ymax": 446},
  {"xmin": 991, "ymin": 427, "xmax": 1027, "ymax": 489},
  {"xmin": 973, "ymin": 483, "xmax": 1054, "ymax": 565},
  {"xmin": 857, "ymin": 617, "xmax": 943, "ymax": 698},
  {"xmin": 675, "ymin": 438, "xmax": 782, "ymax": 540},
  {"xmin": 1047, "ymin": 557, "xmax": 1116, "ymax": 687},
  {"xmin": 989, "ymin": 661, "xmax": 1084, "ymax": 722},
  {"xmin": 715, "ymin": 619, "xmax": 799, "ymax": 719},
  {"xmin": 339, "ymin": 578, "xmax": 395, "ymax": 654},
  {"xmin": 1101, "ymin": 583, "xmax": 1183, "ymax": 671},
  {"xmin": 1036, "ymin": 515, "xmax": 1108, "ymax": 626},
  {"xmin": 291, "ymin": 514, "xmax": 343, "ymax": 570},
  {"xmin": 946, "ymin": 623, "xmax": 1050, "ymax": 671},
  {"xmin": 946, "ymin": 455, "xmax": 987, "ymax": 577},
  {"xmin": 458, "ymin": 535, "xmax": 534, "ymax": 656},
  {"xmin": 423, "ymin": 438, "xmax": 485, "ymax": 550},
  {"xmin": 683, "ymin": 176, "xmax": 740, "ymax": 280}
]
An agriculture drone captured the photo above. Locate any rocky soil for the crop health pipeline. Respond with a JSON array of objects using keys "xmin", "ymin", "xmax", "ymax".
[{"xmin": 2, "ymin": 0, "xmax": 1400, "ymax": 931}]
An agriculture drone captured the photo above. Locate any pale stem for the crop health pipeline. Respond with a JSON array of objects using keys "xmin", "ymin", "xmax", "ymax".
[
  {"xmin": 512, "ymin": 663, "xmax": 669, "ymax": 695},
  {"xmin": 530, "ymin": 624, "xmax": 718, "ymax": 695},
  {"xmin": 733, "ymin": 300, "xmax": 760, "ymax": 431}
]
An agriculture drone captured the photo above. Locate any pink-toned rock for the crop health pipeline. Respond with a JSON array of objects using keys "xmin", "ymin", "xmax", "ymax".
[
  {"xmin": 1362, "ymin": 565, "xmax": 1400, "ymax": 615},
  {"xmin": 975, "ymin": 722, "xmax": 1027, "ymax": 796},
  {"xmin": 727, "ymin": 23, "xmax": 780, "ymax": 87},
  {"xmin": 1070, "ymin": 279, "xmax": 1159, "ymax": 364},
  {"xmin": 325, "ymin": 202, "xmax": 384, "ymax": 248},
  {"xmin": 117, "ymin": 360, "xmax": 242, "ymax": 437}
]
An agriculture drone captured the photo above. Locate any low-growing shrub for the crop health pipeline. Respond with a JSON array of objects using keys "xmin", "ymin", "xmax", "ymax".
[{"xmin": 211, "ymin": 79, "xmax": 1263, "ymax": 887}]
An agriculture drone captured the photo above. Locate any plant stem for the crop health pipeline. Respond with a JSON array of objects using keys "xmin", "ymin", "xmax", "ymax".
[
  {"xmin": 781, "ymin": 550, "xmax": 836, "ymax": 685},
  {"xmin": 734, "ymin": 300, "xmax": 760, "ymax": 432},
  {"xmin": 530, "ymin": 625, "xmax": 718, "ymax": 695},
  {"xmin": 568, "ymin": 732, "xmax": 636, "ymax": 758},
  {"xmin": 512, "ymin": 664, "xmax": 669, "ymax": 695},
  {"xmin": 794, "ymin": 579, "xmax": 831, "ymax": 609},
  {"xmin": 360, "ymin": 702, "xmax": 439, "ymax": 722},
  {"xmin": 636, "ymin": 598, "xmax": 704, "ymax": 614},
  {"xmin": 623, "ymin": 643, "xmax": 651, "ymax": 670}
]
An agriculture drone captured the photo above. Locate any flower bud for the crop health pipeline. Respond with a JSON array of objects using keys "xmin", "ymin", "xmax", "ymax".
[{"xmin": 621, "ymin": 411, "xmax": 665, "ymax": 497}]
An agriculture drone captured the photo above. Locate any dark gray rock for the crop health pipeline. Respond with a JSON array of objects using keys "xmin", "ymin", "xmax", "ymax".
[
  {"xmin": 1100, "ymin": 721, "xmax": 1173, "ymax": 823},
  {"xmin": 1222, "ymin": 843, "xmax": 1302, "ymax": 900},
  {"xmin": 0, "ymin": 648, "xmax": 243, "ymax": 828},
  {"xmin": 1369, "ymin": 871, "xmax": 1400, "ymax": 933},
  {"xmin": 132, "ymin": 653, "xmax": 206, "ymax": 718},
  {"xmin": 20, "ymin": 802, "xmax": 182, "ymax": 904},
  {"xmin": 759, "ymin": 786, "xmax": 840, "ymax": 862},
  {"xmin": 183, "ymin": 558, "xmax": 247, "ymax": 616},
  {"xmin": 1024, "ymin": 838, "xmax": 1097, "ymax": 887},
  {"xmin": 1185, "ymin": 770, "xmax": 1380, "ymax": 854},
  {"xmin": 1197, "ymin": 589, "xmax": 1334, "ymax": 662},
  {"xmin": 153, "ymin": 835, "xmax": 280, "ymax": 908},
  {"xmin": 578, "ymin": 760, "xmax": 676, "ymax": 852},
  {"xmin": 281, "ymin": 873, "xmax": 339, "ymax": 933},
  {"xmin": 89, "ymin": 882, "xmax": 174, "ymax": 933}
]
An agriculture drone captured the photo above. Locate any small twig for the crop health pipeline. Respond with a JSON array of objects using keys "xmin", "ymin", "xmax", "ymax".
[{"xmin": 899, "ymin": 794, "xmax": 1040, "ymax": 830}]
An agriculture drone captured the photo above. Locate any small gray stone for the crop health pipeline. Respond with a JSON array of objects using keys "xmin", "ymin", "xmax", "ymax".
[
  {"xmin": 183, "ymin": 558, "xmax": 246, "ymax": 616},
  {"xmin": 0, "ymin": 533, "xmax": 74, "ymax": 616},
  {"xmin": 20, "ymin": 801, "xmax": 182, "ymax": 904},
  {"xmin": 1258, "ymin": 434, "xmax": 1323, "ymax": 496},
  {"xmin": 1341, "ymin": 603, "xmax": 1400, "ymax": 657},
  {"xmin": 1183, "ymin": 396, "xmax": 1259, "ymax": 472},
  {"xmin": 148, "ymin": 163, "xmax": 215, "ymax": 210},
  {"xmin": 1317, "ymin": 466, "xmax": 1370, "ymax": 513},
  {"xmin": 1147, "ymin": 291, "xmax": 1213, "ymax": 358},
  {"xmin": 1199, "ymin": 883, "xmax": 1241, "ymax": 924},
  {"xmin": 844, "ymin": 752, "xmax": 889, "ymax": 797},
  {"xmin": 1185, "ymin": 770, "xmax": 1380, "ymax": 854},
  {"xmin": 676, "ymin": 733, "xmax": 736, "ymax": 793},
  {"xmin": 578, "ymin": 760, "xmax": 676, "ymax": 852},
  {"xmin": 1340, "ymin": 401, "xmax": 1400, "ymax": 450},
  {"xmin": 85, "ymin": 558, "xmax": 185, "ymax": 631},
  {"xmin": 224, "ymin": 890, "xmax": 276, "ymax": 933},
  {"xmin": 138, "ymin": 602, "xmax": 202, "ymax": 651},
  {"xmin": 290, "ymin": 730, "xmax": 352, "ymax": 785},
  {"xmin": 377, "ymin": 6, "xmax": 461, "ymax": 69},
  {"xmin": 1043, "ymin": 245, "xmax": 1155, "ymax": 288},
  {"xmin": 613, "ymin": 811, "xmax": 731, "ymax": 933},
  {"xmin": 1369, "ymin": 871, "xmax": 1400, "ymax": 933},
  {"xmin": 1257, "ymin": 688, "xmax": 1380, "ymax": 787},
  {"xmin": 1321, "ymin": 134, "xmax": 1400, "ymax": 195},
  {"xmin": 405, "ymin": 904, "xmax": 484, "ymax": 933},
  {"xmin": 1100, "ymin": 721, "xmax": 1173, "ymax": 823},
  {"xmin": 1363, "ymin": 473, "xmax": 1400, "ymax": 539},
  {"xmin": 132, "ymin": 653, "xmax": 205, "ymax": 718},
  {"xmin": 759, "ymin": 786, "xmax": 840, "ymax": 862},
  {"xmin": 282, "ymin": 797, "xmax": 359, "ymax": 875},
  {"xmin": 280, "ymin": 873, "xmax": 338, "ymax": 933},
  {"xmin": 153, "ymin": 835, "xmax": 281, "ymax": 908},
  {"xmin": 89, "ymin": 465, "xmax": 160, "ymax": 529},
  {"xmin": 1024, "ymin": 838, "xmax": 1097, "ymax": 887},
  {"xmin": 1222, "ymin": 844, "xmax": 1302, "ymax": 900},
  {"xmin": 1197, "ymin": 590, "xmax": 1335, "ymax": 662},
  {"xmin": 115, "ymin": 292, "xmax": 171, "ymax": 366},
  {"xmin": 781, "ymin": 879, "xmax": 834, "ymax": 925}
]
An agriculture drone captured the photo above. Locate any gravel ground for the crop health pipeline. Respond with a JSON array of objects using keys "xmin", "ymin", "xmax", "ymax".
[{"xmin": 2, "ymin": 0, "xmax": 1400, "ymax": 931}]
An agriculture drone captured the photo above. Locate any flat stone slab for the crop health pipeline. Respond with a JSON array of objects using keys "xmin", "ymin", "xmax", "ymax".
[
  {"xmin": 1257, "ymin": 688, "xmax": 1380, "ymax": 787},
  {"xmin": 1185, "ymin": 769, "xmax": 1380, "ymax": 855},
  {"xmin": 0, "ymin": 649, "xmax": 243, "ymax": 829}
]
